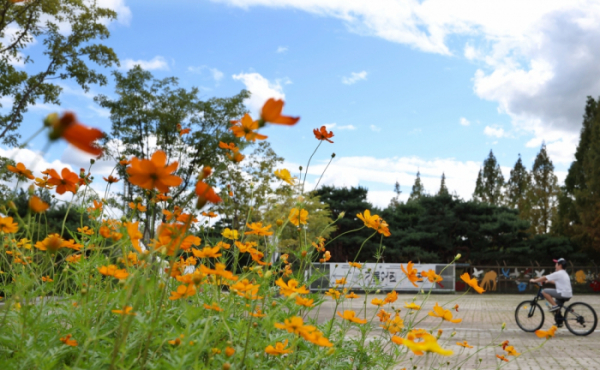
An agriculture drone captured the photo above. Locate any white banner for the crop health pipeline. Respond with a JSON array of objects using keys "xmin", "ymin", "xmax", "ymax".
[{"xmin": 309, "ymin": 263, "xmax": 455, "ymax": 292}]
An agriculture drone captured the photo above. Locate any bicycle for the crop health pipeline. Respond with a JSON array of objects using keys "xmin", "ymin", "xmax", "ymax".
[{"xmin": 515, "ymin": 284, "xmax": 598, "ymax": 336}]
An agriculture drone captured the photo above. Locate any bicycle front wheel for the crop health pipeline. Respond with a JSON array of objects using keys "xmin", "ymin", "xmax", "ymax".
[
  {"xmin": 564, "ymin": 302, "xmax": 598, "ymax": 336},
  {"xmin": 515, "ymin": 301, "xmax": 544, "ymax": 332}
]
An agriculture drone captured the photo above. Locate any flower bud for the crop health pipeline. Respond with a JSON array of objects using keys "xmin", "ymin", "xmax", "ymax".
[
  {"xmin": 301, "ymin": 251, "xmax": 307, "ymax": 258},
  {"xmin": 44, "ymin": 113, "xmax": 59, "ymax": 127},
  {"xmin": 338, "ymin": 212, "xmax": 345, "ymax": 219},
  {"xmin": 90, "ymin": 158, "xmax": 95, "ymax": 164},
  {"xmin": 264, "ymin": 270, "xmax": 272, "ymax": 279},
  {"xmin": 28, "ymin": 185, "xmax": 35, "ymax": 195},
  {"xmin": 276, "ymin": 219, "xmax": 283, "ymax": 226},
  {"xmin": 222, "ymin": 363, "xmax": 231, "ymax": 370},
  {"xmin": 327, "ymin": 348, "xmax": 336, "ymax": 355},
  {"xmin": 455, "ymin": 254, "xmax": 462, "ymax": 260},
  {"xmin": 501, "ymin": 322, "xmax": 506, "ymax": 330}
]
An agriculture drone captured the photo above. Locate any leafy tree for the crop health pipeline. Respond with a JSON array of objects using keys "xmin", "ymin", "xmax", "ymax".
[
  {"xmin": 315, "ymin": 186, "xmax": 381, "ymax": 262},
  {"xmin": 408, "ymin": 171, "xmax": 425, "ymax": 202},
  {"xmin": 0, "ymin": 0, "xmax": 119, "ymax": 146},
  {"xmin": 473, "ymin": 150, "xmax": 504, "ymax": 205},
  {"xmin": 527, "ymin": 144, "xmax": 560, "ymax": 234},
  {"xmin": 95, "ymin": 66, "xmax": 249, "ymax": 237},
  {"xmin": 438, "ymin": 173, "xmax": 449, "ymax": 196}
]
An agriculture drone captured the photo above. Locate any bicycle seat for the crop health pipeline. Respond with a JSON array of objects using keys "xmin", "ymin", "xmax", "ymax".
[{"xmin": 556, "ymin": 298, "xmax": 571, "ymax": 307}]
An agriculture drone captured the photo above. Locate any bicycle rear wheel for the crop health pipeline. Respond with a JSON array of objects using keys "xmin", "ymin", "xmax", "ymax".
[
  {"xmin": 515, "ymin": 301, "xmax": 544, "ymax": 332},
  {"xmin": 564, "ymin": 302, "xmax": 598, "ymax": 336}
]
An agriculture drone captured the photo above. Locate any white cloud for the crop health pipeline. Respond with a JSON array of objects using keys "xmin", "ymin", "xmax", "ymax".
[
  {"xmin": 120, "ymin": 56, "xmax": 169, "ymax": 71},
  {"xmin": 211, "ymin": 68, "xmax": 224, "ymax": 81},
  {"xmin": 323, "ymin": 123, "xmax": 356, "ymax": 131},
  {"xmin": 277, "ymin": 46, "xmax": 288, "ymax": 53},
  {"xmin": 232, "ymin": 72, "xmax": 286, "ymax": 114},
  {"xmin": 341, "ymin": 71, "xmax": 368, "ymax": 85},
  {"xmin": 188, "ymin": 66, "xmax": 224, "ymax": 82},
  {"xmin": 459, "ymin": 117, "xmax": 470, "ymax": 126},
  {"xmin": 370, "ymin": 125, "xmax": 381, "ymax": 132},
  {"xmin": 483, "ymin": 125, "xmax": 507, "ymax": 138},
  {"xmin": 212, "ymin": 0, "xmax": 600, "ymax": 165}
]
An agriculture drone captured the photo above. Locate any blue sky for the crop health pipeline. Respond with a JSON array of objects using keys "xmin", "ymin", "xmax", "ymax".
[{"xmin": 5, "ymin": 0, "xmax": 600, "ymax": 207}]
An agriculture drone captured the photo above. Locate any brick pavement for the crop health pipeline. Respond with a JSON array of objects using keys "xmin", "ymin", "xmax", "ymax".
[{"xmin": 314, "ymin": 293, "xmax": 600, "ymax": 369}]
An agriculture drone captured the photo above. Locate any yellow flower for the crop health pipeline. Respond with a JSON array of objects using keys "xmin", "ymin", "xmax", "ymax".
[
  {"xmin": 325, "ymin": 288, "xmax": 341, "ymax": 300},
  {"xmin": 295, "ymin": 295, "xmax": 314, "ymax": 307},
  {"xmin": 428, "ymin": 302, "xmax": 462, "ymax": 323},
  {"xmin": 245, "ymin": 222, "xmax": 273, "ymax": 236},
  {"xmin": 457, "ymin": 341, "xmax": 473, "ymax": 348},
  {"xmin": 192, "ymin": 245, "xmax": 222, "ymax": 259},
  {"xmin": 421, "ymin": 269, "xmax": 443, "ymax": 283},
  {"xmin": 504, "ymin": 345, "xmax": 520, "ymax": 356},
  {"xmin": 221, "ymin": 228, "xmax": 239, "ymax": 240},
  {"xmin": 274, "ymin": 169, "xmax": 296, "ymax": 185},
  {"xmin": 337, "ymin": 310, "xmax": 367, "ymax": 324},
  {"xmin": 460, "ymin": 272, "xmax": 485, "ymax": 294},
  {"xmin": 276, "ymin": 278, "xmax": 309, "ymax": 297},
  {"xmin": 356, "ymin": 209, "xmax": 390, "ymax": 237},
  {"xmin": 169, "ymin": 284, "xmax": 197, "ymax": 300},
  {"xmin": 404, "ymin": 302, "xmax": 421, "ymax": 310},
  {"xmin": 384, "ymin": 290, "xmax": 398, "ymax": 304},
  {"xmin": 35, "ymin": 234, "xmax": 67, "ymax": 253},
  {"xmin": 345, "ymin": 292, "xmax": 359, "ymax": 299},
  {"xmin": 391, "ymin": 329, "xmax": 453, "ymax": 356},
  {"xmin": 203, "ymin": 303, "xmax": 223, "ymax": 312},
  {"xmin": 59, "ymin": 334, "xmax": 78, "ymax": 347},
  {"xmin": 288, "ymin": 208, "xmax": 308, "ymax": 226},
  {"xmin": 0, "ymin": 216, "xmax": 18, "ymax": 234},
  {"xmin": 112, "ymin": 306, "xmax": 136, "ymax": 315},
  {"xmin": 535, "ymin": 326, "xmax": 557, "ymax": 339},
  {"xmin": 348, "ymin": 262, "xmax": 362, "ymax": 269},
  {"xmin": 371, "ymin": 298, "xmax": 385, "ymax": 307},
  {"xmin": 98, "ymin": 265, "xmax": 129, "ymax": 280},
  {"xmin": 381, "ymin": 314, "xmax": 404, "ymax": 334}
]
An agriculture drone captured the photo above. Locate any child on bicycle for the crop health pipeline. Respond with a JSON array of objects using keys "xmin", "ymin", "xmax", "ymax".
[{"xmin": 529, "ymin": 258, "xmax": 573, "ymax": 314}]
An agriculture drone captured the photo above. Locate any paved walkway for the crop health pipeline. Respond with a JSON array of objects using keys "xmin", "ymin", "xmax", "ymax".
[{"xmin": 315, "ymin": 293, "xmax": 600, "ymax": 369}]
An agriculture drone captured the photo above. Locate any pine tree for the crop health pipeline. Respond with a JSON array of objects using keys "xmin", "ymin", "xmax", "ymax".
[
  {"xmin": 528, "ymin": 144, "xmax": 560, "ymax": 234},
  {"xmin": 506, "ymin": 155, "xmax": 531, "ymax": 213},
  {"xmin": 438, "ymin": 173, "xmax": 449, "ymax": 196},
  {"xmin": 408, "ymin": 171, "xmax": 425, "ymax": 202},
  {"xmin": 388, "ymin": 180, "xmax": 402, "ymax": 208},
  {"xmin": 473, "ymin": 150, "xmax": 504, "ymax": 205}
]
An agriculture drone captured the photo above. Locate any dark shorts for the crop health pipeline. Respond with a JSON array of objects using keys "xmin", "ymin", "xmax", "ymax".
[{"xmin": 543, "ymin": 288, "xmax": 572, "ymax": 299}]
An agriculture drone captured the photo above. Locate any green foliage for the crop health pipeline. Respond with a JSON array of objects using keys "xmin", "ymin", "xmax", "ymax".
[
  {"xmin": 527, "ymin": 144, "xmax": 560, "ymax": 235},
  {"xmin": 0, "ymin": 0, "xmax": 119, "ymax": 146},
  {"xmin": 315, "ymin": 186, "xmax": 381, "ymax": 262},
  {"xmin": 437, "ymin": 173, "xmax": 448, "ymax": 196},
  {"xmin": 505, "ymin": 155, "xmax": 531, "ymax": 211}
]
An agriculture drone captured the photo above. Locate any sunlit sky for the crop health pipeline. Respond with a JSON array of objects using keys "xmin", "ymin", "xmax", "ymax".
[{"xmin": 4, "ymin": 0, "xmax": 600, "ymax": 207}]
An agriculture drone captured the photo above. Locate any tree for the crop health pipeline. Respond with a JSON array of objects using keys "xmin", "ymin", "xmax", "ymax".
[
  {"xmin": 438, "ymin": 173, "xmax": 449, "ymax": 196},
  {"xmin": 505, "ymin": 154, "xmax": 531, "ymax": 215},
  {"xmin": 408, "ymin": 171, "xmax": 425, "ymax": 202},
  {"xmin": 527, "ymin": 144, "xmax": 560, "ymax": 234},
  {"xmin": 0, "ymin": 0, "xmax": 120, "ymax": 146},
  {"xmin": 388, "ymin": 180, "xmax": 402, "ymax": 209},
  {"xmin": 315, "ymin": 186, "xmax": 381, "ymax": 262},
  {"xmin": 95, "ymin": 66, "xmax": 249, "ymax": 237},
  {"xmin": 473, "ymin": 150, "xmax": 504, "ymax": 205}
]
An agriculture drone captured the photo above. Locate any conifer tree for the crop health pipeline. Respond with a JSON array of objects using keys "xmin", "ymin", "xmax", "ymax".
[
  {"xmin": 473, "ymin": 150, "xmax": 504, "ymax": 205},
  {"xmin": 408, "ymin": 171, "xmax": 425, "ymax": 202},
  {"xmin": 438, "ymin": 173, "xmax": 449, "ymax": 196},
  {"xmin": 528, "ymin": 144, "xmax": 560, "ymax": 234},
  {"xmin": 388, "ymin": 180, "xmax": 402, "ymax": 208},
  {"xmin": 506, "ymin": 155, "xmax": 532, "ymax": 213}
]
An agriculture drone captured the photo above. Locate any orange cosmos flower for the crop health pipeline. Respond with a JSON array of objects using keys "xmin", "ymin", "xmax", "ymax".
[
  {"xmin": 65, "ymin": 254, "xmax": 82, "ymax": 264},
  {"xmin": 335, "ymin": 277, "xmax": 347, "ymax": 286},
  {"xmin": 103, "ymin": 175, "xmax": 119, "ymax": 183},
  {"xmin": 250, "ymin": 308, "xmax": 266, "ymax": 318},
  {"xmin": 203, "ymin": 303, "xmax": 223, "ymax": 312},
  {"xmin": 225, "ymin": 347, "xmax": 235, "ymax": 357},
  {"xmin": 371, "ymin": 298, "xmax": 385, "ymax": 307},
  {"xmin": 313, "ymin": 126, "xmax": 334, "ymax": 143},
  {"xmin": 169, "ymin": 284, "xmax": 197, "ymax": 300},
  {"xmin": 230, "ymin": 113, "xmax": 268, "ymax": 142},
  {"xmin": 59, "ymin": 334, "xmax": 78, "ymax": 347},
  {"xmin": 295, "ymin": 295, "xmax": 314, "ymax": 307},
  {"xmin": 337, "ymin": 310, "xmax": 367, "ymax": 324},
  {"xmin": 46, "ymin": 168, "xmax": 79, "ymax": 194},
  {"xmin": 460, "ymin": 272, "xmax": 485, "ymax": 294},
  {"xmin": 377, "ymin": 309, "xmax": 391, "ymax": 322},
  {"xmin": 195, "ymin": 181, "xmax": 222, "ymax": 208},
  {"xmin": 260, "ymin": 98, "xmax": 300, "ymax": 125},
  {"xmin": 348, "ymin": 262, "xmax": 362, "ymax": 269},
  {"xmin": 384, "ymin": 290, "xmax": 398, "ymax": 304},
  {"xmin": 87, "ymin": 199, "xmax": 103, "ymax": 213},
  {"xmin": 128, "ymin": 202, "xmax": 146, "ymax": 212},
  {"xmin": 401, "ymin": 261, "xmax": 423, "ymax": 288},
  {"xmin": 428, "ymin": 302, "xmax": 462, "ymax": 323},
  {"xmin": 496, "ymin": 354, "xmax": 509, "ymax": 362},
  {"xmin": 7, "ymin": 162, "xmax": 34, "ymax": 179},
  {"xmin": 421, "ymin": 269, "xmax": 443, "ymax": 283},
  {"xmin": 245, "ymin": 222, "xmax": 273, "ymax": 236},
  {"xmin": 504, "ymin": 345, "xmax": 520, "ymax": 356},
  {"xmin": 155, "ymin": 193, "xmax": 171, "ymax": 202},
  {"xmin": 201, "ymin": 211, "xmax": 218, "ymax": 218},
  {"xmin": 112, "ymin": 306, "xmax": 136, "ymax": 315},
  {"xmin": 535, "ymin": 325, "xmax": 557, "ymax": 339},
  {"xmin": 41, "ymin": 276, "xmax": 53, "ymax": 282},
  {"xmin": 275, "ymin": 278, "xmax": 309, "ymax": 297},
  {"xmin": 179, "ymin": 128, "xmax": 191, "ymax": 136},
  {"xmin": 77, "ymin": 226, "xmax": 94, "ymax": 235},
  {"xmin": 127, "ymin": 151, "xmax": 182, "ymax": 193},
  {"xmin": 319, "ymin": 250, "xmax": 331, "ymax": 263},
  {"xmin": 457, "ymin": 341, "xmax": 473, "ymax": 348},
  {"xmin": 192, "ymin": 245, "xmax": 222, "ymax": 258},
  {"xmin": 34, "ymin": 234, "xmax": 67, "ymax": 253},
  {"xmin": 97, "ymin": 265, "xmax": 129, "ymax": 280},
  {"xmin": 381, "ymin": 315, "xmax": 404, "ymax": 334},
  {"xmin": 501, "ymin": 340, "xmax": 509, "ymax": 350},
  {"xmin": 345, "ymin": 292, "xmax": 359, "ymax": 299},
  {"xmin": 454, "ymin": 304, "xmax": 459, "ymax": 312},
  {"xmin": 199, "ymin": 263, "xmax": 237, "ymax": 281},
  {"xmin": 265, "ymin": 340, "xmax": 293, "ymax": 356},
  {"xmin": 219, "ymin": 141, "xmax": 239, "ymax": 152},
  {"xmin": 325, "ymin": 288, "xmax": 341, "ymax": 300},
  {"xmin": 29, "ymin": 196, "xmax": 49, "ymax": 213},
  {"xmin": 0, "ymin": 217, "xmax": 18, "ymax": 234},
  {"xmin": 288, "ymin": 208, "xmax": 308, "ymax": 226},
  {"xmin": 356, "ymin": 209, "xmax": 391, "ymax": 237},
  {"xmin": 34, "ymin": 176, "xmax": 54, "ymax": 189},
  {"xmin": 391, "ymin": 330, "xmax": 452, "ymax": 356},
  {"xmin": 46, "ymin": 112, "xmax": 104, "ymax": 157},
  {"xmin": 125, "ymin": 221, "xmax": 143, "ymax": 253},
  {"xmin": 222, "ymin": 228, "xmax": 239, "ymax": 240}
]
